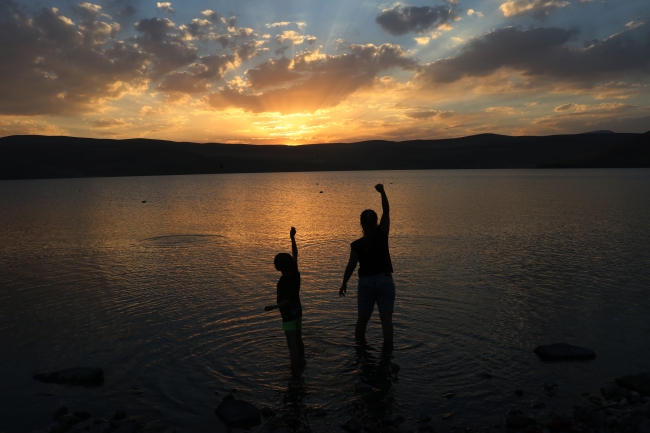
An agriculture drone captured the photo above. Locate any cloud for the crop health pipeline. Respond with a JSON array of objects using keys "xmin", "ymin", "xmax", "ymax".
[
  {"xmin": 626, "ymin": 21, "xmax": 645, "ymax": 30},
  {"xmin": 206, "ymin": 43, "xmax": 417, "ymax": 114},
  {"xmin": 405, "ymin": 110, "xmax": 454, "ymax": 119},
  {"xmin": 234, "ymin": 40, "xmax": 267, "ymax": 62},
  {"xmin": 553, "ymin": 102, "xmax": 630, "ymax": 113},
  {"xmin": 133, "ymin": 17, "xmax": 197, "ymax": 76},
  {"xmin": 0, "ymin": 117, "xmax": 69, "ymax": 136},
  {"xmin": 275, "ymin": 31, "xmax": 317, "ymax": 45},
  {"xmin": 376, "ymin": 4, "xmax": 459, "ymax": 36},
  {"xmin": 525, "ymin": 104, "xmax": 650, "ymax": 134},
  {"xmin": 499, "ymin": 0, "xmax": 570, "ymax": 18},
  {"xmin": 0, "ymin": 2, "xmax": 149, "ymax": 116},
  {"xmin": 71, "ymin": 3, "xmax": 122, "ymax": 46},
  {"xmin": 88, "ymin": 117, "xmax": 131, "ymax": 128},
  {"xmin": 485, "ymin": 106, "xmax": 517, "ymax": 113},
  {"xmin": 417, "ymin": 25, "xmax": 650, "ymax": 86},
  {"xmin": 414, "ymin": 37, "xmax": 430, "ymax": 45},
  {"xmin": 267, "ymin": 22, "xmax": 291, "ymax": 28},
  {"xmin": 245, "ymin": 57, "xmax": 302, "ymax": 90},
  {"xmin": 467, "ymin": 9, "xmax": 484, "ymax": 18},
  {"xmin": 118, "ymin": 5, "xmax": 137, "ymax": 17},
  {"xmin": 157, "ymin": 2, "xmax": 175, "ymax": 16}
]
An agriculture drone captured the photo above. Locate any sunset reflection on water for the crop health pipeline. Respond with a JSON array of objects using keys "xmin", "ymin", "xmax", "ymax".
[{"xmin": 0, "ymin": 169, "xmax": 649, "ymax": 433}]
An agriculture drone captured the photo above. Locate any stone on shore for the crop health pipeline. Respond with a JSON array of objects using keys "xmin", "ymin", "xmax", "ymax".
[
  {"xmin": 33, "ymin": 367, "xmax": 104, "ymax": 387},
  {"xmin": 215, "ymin": 393, "xmax": 261, "ymax": 428},
  {"xmin": 601, "ymin": 383, "xmax": 625, "ymax": 400},
  {"xmin": 616, "ymin": 372, "xmax": 650, "ymax": 395},
  {"xmin": 534, "ymin": 343, "xmax": 596, "ymax": 361}
]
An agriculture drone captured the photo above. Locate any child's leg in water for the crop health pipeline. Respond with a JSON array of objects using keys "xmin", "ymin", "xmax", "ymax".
[
  {"xmin": 296, "ymin": 329, "xmax": 306, "ymax": 366},
  {"xmin": 284, "ymin": 331, "xmax": 301, "ymax": 370}
]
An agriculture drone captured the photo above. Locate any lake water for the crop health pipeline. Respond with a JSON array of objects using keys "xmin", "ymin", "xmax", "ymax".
[{"xmin": 1, "ymin": 169, "xmax": 649, "ymax": 433}]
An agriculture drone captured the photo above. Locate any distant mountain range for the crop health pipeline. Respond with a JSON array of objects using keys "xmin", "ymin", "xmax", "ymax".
[{"xmin": 0, "ymin": 132, "xmax": 648, "ymax": 180}]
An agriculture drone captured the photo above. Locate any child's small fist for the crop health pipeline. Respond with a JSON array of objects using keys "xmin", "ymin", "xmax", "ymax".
[{"xmin": 290, "ymin": 227, "xmax": 296, "ymax": 238}]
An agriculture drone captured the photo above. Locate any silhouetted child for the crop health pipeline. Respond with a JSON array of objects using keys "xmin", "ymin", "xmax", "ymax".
[{"xmin": 265, "ymin": 227, "xmax": 305, "ymax": 373}]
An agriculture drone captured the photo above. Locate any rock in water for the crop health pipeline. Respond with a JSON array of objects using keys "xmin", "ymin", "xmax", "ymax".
[
  {"xmin": 616, "ymin": 372, "xmax": 650, "ymax": 395},
  {"xmin": 33, "ymin": 368, "xmax": 104, "ymax": 387},
  {"xmin": 534, "ymin": 344, "xmax": 596, "ymax": 361},
  {"xmin": 215, "ymin": 394, "xmax": 261, "ymax": 428},
  {"xmin": 506, "ymin": 415, "xmax": 531, "ymax": 429},
  {"xmin": 341, "ymin": 417, "xmax": 363, "ymax": 432}
]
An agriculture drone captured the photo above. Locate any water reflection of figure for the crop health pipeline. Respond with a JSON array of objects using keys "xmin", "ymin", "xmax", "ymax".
[
  {"xmin": 339, "ymin": 184, "xmax": 395, "ymax": 350},
  {"xmin": 281, "ymin": 375, "xmax": 309, "ymax": 431},
  {"xmin": 265, "ymin": 227, "xmax": 306, "ymax": 374},
  {"xmin": 352, "ymin": 345, "xmax": 400, "ymax": 428}
]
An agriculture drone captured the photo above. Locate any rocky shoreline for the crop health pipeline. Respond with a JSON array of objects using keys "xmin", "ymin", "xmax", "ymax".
[
  {"xmin": 32, "ymin": 367, "xmax": 650, "ymax": 433},
  {"xmin": 45, "ymin": 407, "xmax": 177, "ymax": 433}
]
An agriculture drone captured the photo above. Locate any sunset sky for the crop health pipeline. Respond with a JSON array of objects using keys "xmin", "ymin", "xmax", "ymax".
[{"xmin": 1, "ymin": 0, "xmax": 649, "ymax": 144}]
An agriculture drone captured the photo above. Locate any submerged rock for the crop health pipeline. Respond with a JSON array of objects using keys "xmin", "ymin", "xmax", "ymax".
[
  {"xmin": 113, "ymin": 410, "xmax": 127, "ymax": 421},
  {"xmin": 341, "ymin": 417, "xmax": 363, "ymax": 432},
  {"xmin": 534, "ymin": 344, "xmax": 596, "ymax": 361},
  {"xmin": 52, "ymin": 406, "xmax": 68, "ymax": 420},
  {"xmin": 355, "ymin": 382, "xmax": 373, "ymax": 392},
  {"xmin": 544, "ymin": 382, "xmax": 559, "ymax": 392},
  {"xmin": 33, "ymin": 367, "xmax": 104, "ymax": 387},
  {"xmin": 506, "ymin": 415, "xmax": 531, "ymax": 429},
  {"xmin": 616, "ymin": 372, "xmax": 650, "ymax": 395},
  {"xmin": 215, "ymin": 393, "xmax": 261, "ymax": 428},
  {"xmin": 72, "ymin": 410, "xmax": 91, "ymax": 420}
]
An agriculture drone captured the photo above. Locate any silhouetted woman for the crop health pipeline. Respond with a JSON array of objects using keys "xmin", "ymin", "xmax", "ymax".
[{"xmin": 339, "ymin": 184, "xmax": 394, "ymax": 349}]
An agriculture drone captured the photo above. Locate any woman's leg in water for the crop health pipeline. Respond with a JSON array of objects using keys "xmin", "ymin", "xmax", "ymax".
[
  {"xmin": 379, "ymin": 313, "xmax": 394, "ymax": 349},
  {"xmin": 355, "ymin": 314, "xmax": 372, "ymax": 342}
]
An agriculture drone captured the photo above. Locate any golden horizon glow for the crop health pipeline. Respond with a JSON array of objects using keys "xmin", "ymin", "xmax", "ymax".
[{"xmin": 0, "ymin": 1, "xmax": 648, "ymax": 144}]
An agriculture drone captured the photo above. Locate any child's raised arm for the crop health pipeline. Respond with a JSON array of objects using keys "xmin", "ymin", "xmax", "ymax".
[{"xmin": 290, "ymin": 227, "xmax": 298, "ymax": 268}]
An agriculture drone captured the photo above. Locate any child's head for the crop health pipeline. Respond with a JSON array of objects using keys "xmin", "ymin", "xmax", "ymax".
[
  {"xmin": 274, "ymin": 253, "xmax": 295, "ymax": 274},
  {"xmin": 360, "ymin": 209, "xmax": 378, "ymax": 236}
]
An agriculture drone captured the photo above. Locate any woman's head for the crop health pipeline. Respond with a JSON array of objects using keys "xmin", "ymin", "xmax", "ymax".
[
  {"xmin": 274, "ymin": 253, "xmax": 296, "ymax": 274},
  {"xmin": 360, "ymin": 209, "xmax": 378, "ymax": 236}
]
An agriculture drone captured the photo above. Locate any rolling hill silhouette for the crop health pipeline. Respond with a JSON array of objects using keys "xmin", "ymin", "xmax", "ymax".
[{"xmin": 0, "ymin": 132, "xmax": 648, "ymax": 180}]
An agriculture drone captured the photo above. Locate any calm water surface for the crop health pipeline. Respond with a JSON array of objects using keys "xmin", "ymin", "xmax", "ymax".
[{"xmin": 1, "ymin": 169, "xmax": 649, "ymax": 432}]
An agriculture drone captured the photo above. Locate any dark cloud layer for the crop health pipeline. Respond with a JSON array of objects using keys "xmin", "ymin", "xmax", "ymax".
[
  {"xmin": 0, "ymin": 1, "xmax": 270, "ymax": 112},
  {"xmin": 418, "ymin": 25, "xmax": 650, "ymax": 84},
  {"xmin": 0, "ymin": 1, "xmax": 148, "ymax": 115},
  {"xmin": 376, "ymin": 4, "xmax": 458, "ymax": 35},
  {"xmin": 207, "ymin": 43, "xmax": 417, "ymax": 114}
]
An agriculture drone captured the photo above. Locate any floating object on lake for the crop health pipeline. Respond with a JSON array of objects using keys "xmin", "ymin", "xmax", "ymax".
[
  {"xmin": 319, "ymin": 191, "xmax": 323, "ymax": 193},
  {"xmin": 534, "ymin": 343, "xmax": 596, "ymax": 361},
  {"xmin": 33, "ymin": 367, "xmax": 104, "ymax": 387},
  {"xmin": 142, "ymin": 200, "xmax": 146, "ymax": 203}
]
